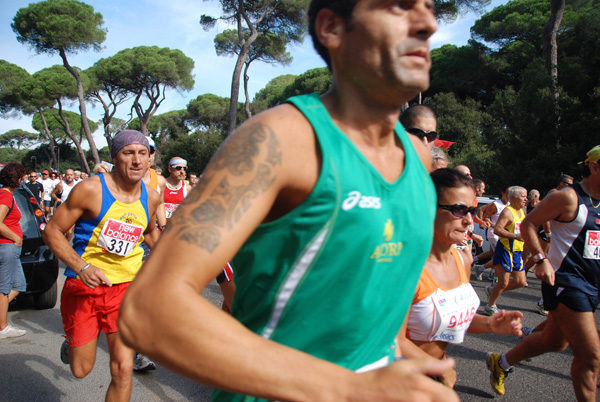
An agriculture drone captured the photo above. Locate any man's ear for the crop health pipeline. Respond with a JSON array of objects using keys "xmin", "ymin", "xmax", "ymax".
[{"xmin": 314, "ymin": 8, "xmax": 346, "ymax": 52}]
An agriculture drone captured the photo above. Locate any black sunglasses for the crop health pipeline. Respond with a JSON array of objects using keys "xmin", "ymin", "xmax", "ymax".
[
  {"xmin": 172, "ymin": 166, "xmax": 187, "ymax": 171},
  {"xmin": 437, "ymin": 204, "xmax": 477, "ymax": 218},
  {"xmin": 406, "ymin": 127, "xmax": 438, "ymax": 142}
]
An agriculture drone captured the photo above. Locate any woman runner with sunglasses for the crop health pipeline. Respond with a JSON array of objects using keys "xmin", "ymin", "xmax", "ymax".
[{"xmin": 396, "ymin": 168, "xmax": 523, "ymax": 388}]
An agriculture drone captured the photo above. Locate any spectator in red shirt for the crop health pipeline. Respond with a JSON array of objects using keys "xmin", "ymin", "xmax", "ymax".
[{"xmin": 0, "ymin": 162, "xmax": 28, "ymax": 339}]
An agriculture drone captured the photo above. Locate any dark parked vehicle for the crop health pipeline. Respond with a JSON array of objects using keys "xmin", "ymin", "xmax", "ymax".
[{"xmin": 15, "ymin": 184, "xmax": 59, "ymax": 309}]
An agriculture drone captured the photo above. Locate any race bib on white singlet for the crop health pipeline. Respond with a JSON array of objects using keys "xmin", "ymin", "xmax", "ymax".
[
  {"xmin": 431, "ymin": 283, "xmax": 480, "ymax": 344},
  {"xmin": 165, "ymin": 203, "xmax": 178, "ymax": 219},
  {"xmin": 583, "ymin": 230, "xmax": 600, "ymax": 260},
  {"xmin": 97, "ymin": 218, "xmax": 143, "ymax": 257}
]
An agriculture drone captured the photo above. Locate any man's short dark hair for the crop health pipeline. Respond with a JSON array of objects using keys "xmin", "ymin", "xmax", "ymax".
[
  {"xmin": 558, "ymin": 173, "xmax": 574, "ymax": 185},
  {"xmin": 400, "ymin": 104, "xmax": 437, "ymax": 128},
  {"xmin": 308, "ymin": 0, "xmax": 360, "ymax": 69},
  {"xmin": 473, "ymin": 179, "xmax": 484, "ymax": 189}
]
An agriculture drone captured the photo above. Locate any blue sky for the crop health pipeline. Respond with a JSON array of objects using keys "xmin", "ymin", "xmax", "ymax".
[{"xmin": 0, "ymin": 0, "xmax": 508, "ymax": 148}]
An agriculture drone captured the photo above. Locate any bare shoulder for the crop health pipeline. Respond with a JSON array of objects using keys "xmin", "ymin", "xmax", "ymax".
[
  {"xmin": 408, "ymin": 135, "xmax": 432, "ymax": 172},
  {"xmin": 218, "ymin": 103, "xmax": 317, "ymax": 186},
  {"xmin": 68, "ymin": 175, "xmax": 101, "ymax": 203}
]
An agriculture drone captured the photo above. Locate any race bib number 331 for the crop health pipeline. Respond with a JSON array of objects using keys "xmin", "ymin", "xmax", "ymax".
[{"xmin": 97, "ymin": 218, "xmax": 143, "ymax": 257}]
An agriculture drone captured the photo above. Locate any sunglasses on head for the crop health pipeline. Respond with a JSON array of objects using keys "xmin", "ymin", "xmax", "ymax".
[
  {"xmin": 172, "ymin": 166, "xmax": 187, "ymax": 171},
  {"xmin": 406, "ymin": 127, "xmax": 438, "ymax": 142},
  {"xmin": 437, "ymin": 204, "xmax": 477, "ymax": 218}
]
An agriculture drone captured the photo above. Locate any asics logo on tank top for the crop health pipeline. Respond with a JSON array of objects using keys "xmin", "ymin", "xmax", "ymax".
[{"xmin": 341, "ymin": 191, "xmax": 382, "ymax": 211}]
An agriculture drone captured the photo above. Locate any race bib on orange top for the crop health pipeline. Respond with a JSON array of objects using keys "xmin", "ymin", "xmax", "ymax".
[
  {"xmin": 583, "ymin": 230, "xmax": 600, "ymax": 260},
  {"xmin": 431, "ymin": 283, "xmax": 480, "ymax": 344},
  {"xmin": 165, "ymin": 202, "xmax": 178, "ymax": 219},
  {"xmin": 97, "ymin": 218, "xmax": 144, "ymax": 257}
]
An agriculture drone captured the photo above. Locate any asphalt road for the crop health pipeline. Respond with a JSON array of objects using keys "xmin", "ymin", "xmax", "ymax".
[{"xmin": 1, "ymin": 265, "xmax": 598, "ymax": 401}]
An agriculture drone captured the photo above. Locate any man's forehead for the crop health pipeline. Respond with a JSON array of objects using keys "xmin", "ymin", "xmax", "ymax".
[{"xmin": 119, "ymin": 144, "xmax": 149, "ymax": 153}]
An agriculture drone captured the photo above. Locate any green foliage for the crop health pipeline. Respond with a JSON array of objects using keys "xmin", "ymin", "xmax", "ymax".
[
  {"xmin": 128, "ymin": 110, "xmax": 190, "ymax": 142},
  {"xmin": 434, "ymin": 0, "xmax": 492, "ymax": 22},
  {"xmin": 101, "ymin": 46, "xmax": 194, "ymax": 93},
  {"xmin": 32, "ymin": 109, "xmax": 97, "ymax": 141},
  {"xmin": 280, "ymin": 68, "xmax": 332, "ymax": 101},
  {"xmin": 11, "ymin": 0, "xmax": 106, "ymax": 56},
  {"xmin": 20, "ymin": 65, "xmax": 86, "ymax": 105},
  {"xmin": 0, "ymin": 60, "xmax": 30, "ymax": 116},
  {"xmin": 0, "ymin": 147, "xmax": 28, "ymax": 163},
  {"xmin": 201, "ymin": 1, "xmax": 309, "ymax": 43},
  {"xmin": 96, "ymin": 46, "xmax": 195, "ymax": 134},
  {"xmin": 0, "ymin": 129, "xmax": 40, "ymax": 150},
  {"xmin": 471, "ymin": 0, "xmax": 549, "ymax": 47},
  {"xmin": 187, "ymin": 94, "xmax": 230, "ymax": 130},
  {"xmin": 160, "ymin": 128, "xmax": 225, "ymax": 174},
  {"xmin": 215, "ymin": 29, "xmax": 292, "ymax": 65},
  {"xmin": 252, "ymin": 74, "xmax": 296, "ymax": 111},
  {"xmin": 201, "ymin": 0, "xmax": 309, "ymax": 135}
]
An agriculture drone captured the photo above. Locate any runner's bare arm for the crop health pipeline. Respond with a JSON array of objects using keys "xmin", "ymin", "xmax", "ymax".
[
  {"xmin": 156, "ymin": 175, "xmax": 167, "ymax": 228},
  {"xmin": 468, "ymin": 311, "xmax": 523, "ymax": 336},
  {"xmin": 120, "ymin": 105, "xmax": 457, "ymax": 401},
  {"xmin": 408, "ymin": 135, "xmax": 433, "ymax": 173},
  {"xmin": 493, "ymin": 209, "xmax": 517, "ymax": 240},
  {"xmin": 42, "ymin": 178, "xmax": 112, "ymax": 287},
  {"xmin": 395, "ymin": 312, "xmax": 458, "ymax": 388},
  {"xmin": 142, "ymin": 189, "xmax": 160, "ymax": 249},
  {"xmin": 481, "ymin": 202, "xmax": 496, "ymax": 225},
  {"xmin": 522, "ymin": 188, "xmax": 578, "ymax": 286},
  {"xmin": 51, "ymin": 182, "xmax": 62, "ymax": 203}
]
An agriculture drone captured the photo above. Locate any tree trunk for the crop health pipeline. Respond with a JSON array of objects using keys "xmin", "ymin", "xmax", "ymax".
[
  {"xmin": 59, "ymin": 49, "xmax": 100, "ymax": 166},
  {"xmin": 542, "ymin": 0, "xmax": 565, "ymax": 133},
  {"xmin": 243, "ymin": 62, "xmax": 252, "ymax": 119},
  {"xmin": 55, "ymin": 100, "xmax": 90, "ymax": 174},
  {"xmin": 38, "ymin": 109, "xmax": 58, "ymax": 171},
  {"xmin": 226, "ymin": 3, "xmax": 259, "ymax": 137}
]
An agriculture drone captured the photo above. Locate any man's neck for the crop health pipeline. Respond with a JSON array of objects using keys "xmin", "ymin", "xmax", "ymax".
[
  {"xmin": 166, "ymin": 177, "xmax": 182, "ymax": 189},
  {"xmin": 581, "ymin": 179, "xmax": 600, "ymax": 200}
]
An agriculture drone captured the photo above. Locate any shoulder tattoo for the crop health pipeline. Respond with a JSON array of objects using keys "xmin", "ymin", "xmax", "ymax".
[{"xmin": 165, "ymin": 123, "xmax": 282, "ymax": 252}]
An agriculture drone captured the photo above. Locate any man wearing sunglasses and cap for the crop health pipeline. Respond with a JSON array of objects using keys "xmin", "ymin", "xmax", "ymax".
[
  {"xmin": 486, "ymin": 146, "xmax": 600, "ymax": 400},
  {"xmin": 43, "ymin": 129, "xmax": 160, "ymax": 402},
  {"xmin": 164, "ymin": 157, "xmax": 192, "ymax": 224}
]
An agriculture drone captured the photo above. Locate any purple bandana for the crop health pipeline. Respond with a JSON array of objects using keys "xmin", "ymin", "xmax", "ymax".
[{"xmin": 111, "ymin": 130, "xmax": 150, "ymax": 158}]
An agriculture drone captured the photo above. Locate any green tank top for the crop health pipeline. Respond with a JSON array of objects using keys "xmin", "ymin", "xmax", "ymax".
[{"xmin": 212, "ymin": 93, "xmax": 436, "ymax": 402}]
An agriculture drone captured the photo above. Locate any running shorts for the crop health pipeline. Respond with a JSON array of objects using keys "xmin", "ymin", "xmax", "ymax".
[
  {"xmin": 60, "ymin": 278, "xmax": 130, "ymax": 347},
  {"xmin": 542, "ymin": 282, "xmax": 599, "ymax": 313},
  {"xmin": 486, "ymin": 228, "xmax": 499, "ymax": 251},
  {"xmin": 493, "ymin": 246, "xmax": 523, "ymax": 273}
]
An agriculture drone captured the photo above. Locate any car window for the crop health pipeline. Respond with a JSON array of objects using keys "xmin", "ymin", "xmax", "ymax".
[{"xmin": 14, "ymin": 189, "xmax": 40, "ymax": 240}]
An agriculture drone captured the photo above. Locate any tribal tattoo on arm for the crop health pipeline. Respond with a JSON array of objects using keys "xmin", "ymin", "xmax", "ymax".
[{"xmin": 165, "ymin": 123, "xmax": 282, "ymax": 253}]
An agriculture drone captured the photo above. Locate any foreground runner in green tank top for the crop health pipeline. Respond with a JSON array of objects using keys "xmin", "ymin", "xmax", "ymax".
[
  {"xmin": 212, "ymin": 93, "xmax": 436, "ymax": 401},
  {"xmin": 121, "ymin": 1, "xmax": 459, "ymax": 400}
]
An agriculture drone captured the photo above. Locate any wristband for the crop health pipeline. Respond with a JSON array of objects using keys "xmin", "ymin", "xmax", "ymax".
[
  {"xmin": 514, "ymin": 233, "xmax": 517, "ymax": 239},
  {"xmin": 78, "ymin": 263, "xmax": 91, "ymax": 276}
]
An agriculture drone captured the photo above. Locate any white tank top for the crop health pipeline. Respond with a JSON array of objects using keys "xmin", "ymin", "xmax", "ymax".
[
  {"xmin": 60, "ymin": 181, "xmax": 77, "ymax": 203},
  {"xmin": 407, "ymin": 248, "xmax": 480, "ymax": 344},
  {"xmin": 490, "ymin": 199, "xmax": 507, "ymax": 226}
]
